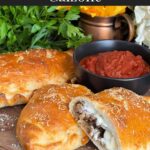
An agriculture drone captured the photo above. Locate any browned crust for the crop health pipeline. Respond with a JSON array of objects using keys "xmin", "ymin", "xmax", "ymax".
[
  {"xmin": 0, "ymin": 49, "xmax": 75, "ymax": 108},
  {"xmin": 16, "ymin": 84, "xmax": 92, "ymax": 150},
  {"xmin": 80, "ymin": 87, "xmax": 150, "ymax": 150}
]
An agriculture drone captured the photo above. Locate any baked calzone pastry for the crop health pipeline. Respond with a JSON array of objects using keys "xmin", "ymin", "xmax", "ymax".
[
  {"xmin": 69, "ymin": 87, "xmax": 150, "ymax": 150},
  {"xmin": 0, "ymin": 49, "xmax": 75, "ymax": 108},
  {"xmin": 16, "ymin": 84, "xmax": 92, "ymax": 150}
]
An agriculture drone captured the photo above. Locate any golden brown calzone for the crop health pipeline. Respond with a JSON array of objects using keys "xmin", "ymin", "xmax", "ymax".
[
  {"xmin": 16, "ymin": 84, "xmax": 92, "ymax": 150},
  {"xmin": 0, "ymin": 49, "xmax": 75, "ymax": 108},
  {"xmin": 70, "ymin": 87, "xmax": 150, "ymax": 150}
]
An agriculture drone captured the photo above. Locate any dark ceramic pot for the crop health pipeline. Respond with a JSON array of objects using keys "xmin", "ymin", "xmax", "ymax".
[{"xmin": 74, "ymin": 40, "xmax": 150, "ymax": 95}]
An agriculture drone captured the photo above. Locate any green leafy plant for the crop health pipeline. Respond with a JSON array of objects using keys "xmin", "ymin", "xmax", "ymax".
[{"xmin": 0, "ymin": 6, "xmax": 91, "ymax": 53}]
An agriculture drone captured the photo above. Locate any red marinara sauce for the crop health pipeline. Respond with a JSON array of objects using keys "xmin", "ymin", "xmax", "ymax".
[{"xmin": 80, "ymin": 50, "xmax": 150, "ymax": 78}]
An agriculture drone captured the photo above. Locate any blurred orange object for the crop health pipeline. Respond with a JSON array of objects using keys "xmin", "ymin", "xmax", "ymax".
[{"xmin": 57, "ymin": 6, "xmax": 127, "ymax": 17}]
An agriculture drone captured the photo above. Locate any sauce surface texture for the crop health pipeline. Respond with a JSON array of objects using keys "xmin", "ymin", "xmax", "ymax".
[{"xmin": 80, "ymin": 51, "xmax": 150, "ymax": 78}]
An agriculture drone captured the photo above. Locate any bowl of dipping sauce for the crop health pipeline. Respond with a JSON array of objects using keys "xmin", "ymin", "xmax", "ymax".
[{"xmin": 74, "ymin": 40, "xmax": 150, "ymax": 94}]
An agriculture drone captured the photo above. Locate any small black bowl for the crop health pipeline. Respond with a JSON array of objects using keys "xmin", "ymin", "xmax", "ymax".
[{"xmin": 74, "ymin": 40, "xmax": 150, "ymax": 95}]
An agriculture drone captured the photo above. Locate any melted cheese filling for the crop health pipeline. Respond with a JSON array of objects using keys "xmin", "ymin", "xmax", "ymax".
[{"xmin": 73, "ymin": 101, "xmax": 118, "ymax": 150}]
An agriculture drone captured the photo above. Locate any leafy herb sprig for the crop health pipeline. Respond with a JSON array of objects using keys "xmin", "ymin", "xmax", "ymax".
[{"xmin": 0, "ymin": 6, "xmax": 91, "ymax": 53}]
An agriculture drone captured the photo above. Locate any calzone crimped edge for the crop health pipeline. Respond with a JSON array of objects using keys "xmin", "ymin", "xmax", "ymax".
[
  {"xmin": 69, "ymin": 87, "xmax": 150, "ymax": 150},
  {"xmin": 16, "ymin": 84, "xmax": 92, "ymax": 150},
  {"xmin": 0, "ymin": 49, "xmax": 75, "ymax": 108}
]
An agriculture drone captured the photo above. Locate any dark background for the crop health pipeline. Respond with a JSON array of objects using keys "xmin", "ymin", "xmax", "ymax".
[{"xmin": 0, "ymin": 0, "xmax": 149, "ymax": 5}]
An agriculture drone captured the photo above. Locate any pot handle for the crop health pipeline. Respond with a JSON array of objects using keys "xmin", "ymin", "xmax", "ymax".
[{"xmin": 120, "ymin": 13, "xmax": 135, "ymax": 41}]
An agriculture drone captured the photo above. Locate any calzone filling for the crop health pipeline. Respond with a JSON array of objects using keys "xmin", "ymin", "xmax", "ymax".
[{"xmin": 73, "ymin": 101, "xmax": 119, "ymax": 150}]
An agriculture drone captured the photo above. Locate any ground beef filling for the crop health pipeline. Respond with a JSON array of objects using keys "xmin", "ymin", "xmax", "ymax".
[{"xmin": 74, "ymin": 102, "xmax": 105, "ymax": 141}]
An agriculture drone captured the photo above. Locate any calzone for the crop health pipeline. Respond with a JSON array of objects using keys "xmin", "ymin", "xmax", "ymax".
[
  {"xmin": 0, "ymin": 49, "xmax": 75, "ymax": 108},
  {"xmin": 70, "ymin": 87, "xmax": 150, "ymax": 150},
  {"xmin": 16, "ymin": 84, "xmax": 92, "ymax": 150}
]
